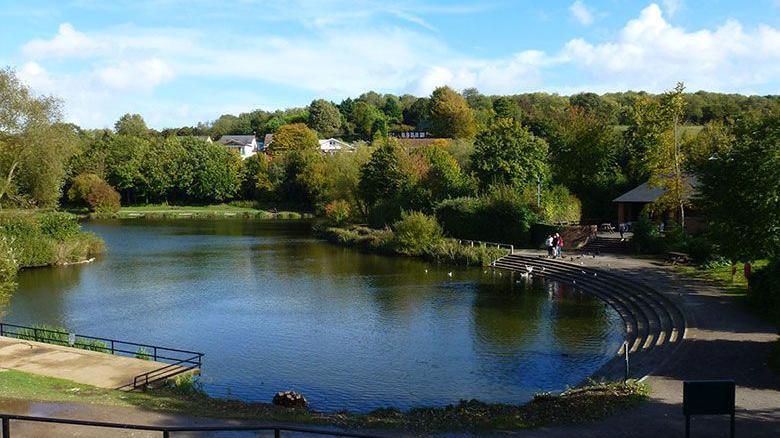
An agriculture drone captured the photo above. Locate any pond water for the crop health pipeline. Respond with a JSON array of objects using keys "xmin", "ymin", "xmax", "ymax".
[{"xmin": 3, "ymin": 219, "xmax": 623, "ymax": 412}]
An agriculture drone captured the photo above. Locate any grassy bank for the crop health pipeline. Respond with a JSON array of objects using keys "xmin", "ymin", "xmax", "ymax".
[
  {"xmin": 86, "ymin": 203, "xmax": 312, "ymax": 220},
  {"xmin": 0, "ymin": 211, "xmax": 104, "ymax": 292},
  {"xmin": 0, "ymin": 370, "xmax": 648, "ymax": 433},
  {"xmin": 317, "ymin": 224, "xmax": 509, "ymax": 267}
]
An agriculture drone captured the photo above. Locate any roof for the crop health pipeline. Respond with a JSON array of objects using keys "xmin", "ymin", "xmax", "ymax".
[
  {"xmin": 263, "ymin": 134, "xmax": 273, "ymax": 146},
  {"xmin": 217, "ymin": 135, "xmax": 255, "ymax": 146},
  {"xmin": 613, "ymin": 175, "xmax": 698, "ymax": 203},
  {"xmin": 318, "ymin": 138, "xmax": 353, "ymax": 151}
]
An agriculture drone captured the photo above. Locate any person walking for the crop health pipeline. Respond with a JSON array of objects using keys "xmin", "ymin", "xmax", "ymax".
[
  {"xmin": 545, "ymin": 234, "xmax": 554, "ymax": 257},
  {"xmin": 618, "ymin": 223, "xmax": 625, "ymax": 240},
  {"xmin": 552, "ymin": 233, "xmax": 560, "ymax": 258},
  {"xmin": 556, "ymin": 233, "xmax": 565, "ymax": 258}
]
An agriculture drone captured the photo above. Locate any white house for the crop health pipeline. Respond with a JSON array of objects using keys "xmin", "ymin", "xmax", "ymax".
[
  {"xmin": 217, "ymin": 135, "xmax": 257, "ymax": 159},
  {"xmin": 318, "ymin": 138, "xmax": 353, "ymax": 154}
]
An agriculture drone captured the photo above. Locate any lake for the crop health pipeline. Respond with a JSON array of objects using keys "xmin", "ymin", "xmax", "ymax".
[{"xmin": 2, "ymin": 219, "xmax": 623, "ymax": 412}]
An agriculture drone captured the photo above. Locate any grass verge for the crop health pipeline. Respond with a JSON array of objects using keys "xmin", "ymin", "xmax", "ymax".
[
  {"xmin": 87, "ymin": 204, "xmax": 312, "ymax": 220},
  {"xmin": 0, "ymin": 370, "xmax": 648, "ymax": 433}
]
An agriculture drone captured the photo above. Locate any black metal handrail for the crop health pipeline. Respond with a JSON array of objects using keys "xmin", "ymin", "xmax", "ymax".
[
  {"xmin": 0, "ymin": 322, "xmax": 203, "ymax": 389},
  {"xmin": 0, "ymin": 413, "xmax": 381, "ymax": 437}
]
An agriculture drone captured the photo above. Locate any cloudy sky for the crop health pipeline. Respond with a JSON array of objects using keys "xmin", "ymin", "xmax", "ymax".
[{"xmin": 1, "ymin": 0, "xmax": 779, "ymax": 129}]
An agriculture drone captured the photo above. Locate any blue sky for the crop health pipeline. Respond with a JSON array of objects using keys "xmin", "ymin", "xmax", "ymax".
[{"xmin": 1, "ymin": 0, "xmax": 778, "ymax": 128}]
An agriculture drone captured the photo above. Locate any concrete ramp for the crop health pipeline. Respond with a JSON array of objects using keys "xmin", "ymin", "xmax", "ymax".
[{"xmin": 0, "ymin": 336, "xmax": 194, "ymax": 390}]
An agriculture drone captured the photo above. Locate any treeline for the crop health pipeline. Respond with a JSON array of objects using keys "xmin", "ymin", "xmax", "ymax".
[{"xmin": 153, "ymin": 89, "xmax": 779, "ymax": 142}]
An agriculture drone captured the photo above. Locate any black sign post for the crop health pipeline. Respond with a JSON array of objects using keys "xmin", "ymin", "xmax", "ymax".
[{"xmin": 683, "ymin": 380, "xmax": 736, "ymax": 438}]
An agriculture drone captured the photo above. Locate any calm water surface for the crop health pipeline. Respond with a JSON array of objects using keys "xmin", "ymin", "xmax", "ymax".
[{"xmin": 3, "ymin": 219, "xmax": 623, "ymax": 411}]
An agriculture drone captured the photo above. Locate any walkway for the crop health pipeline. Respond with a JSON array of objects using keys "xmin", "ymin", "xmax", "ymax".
[
  {"xmin": 491, "ymin": 251, "xmax": 780, "ymax": 437},
  {"xmin": 0, "ymin": 336, "xmax": 191, "ymax": 390}
]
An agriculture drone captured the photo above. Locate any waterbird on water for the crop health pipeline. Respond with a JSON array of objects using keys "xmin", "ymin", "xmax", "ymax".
[{"xmin": 447, "ymin": 272, "xmax": 453, "ymax": 277}]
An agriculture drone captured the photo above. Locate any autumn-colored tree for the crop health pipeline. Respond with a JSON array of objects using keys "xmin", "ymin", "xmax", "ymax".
[
  {"xmin": 428, "ymin": 86, "xmax": 476, "ymax": 139},
  {"xmin": 267, "ymin": 123, "xmax": 319, "ymax": 155}
]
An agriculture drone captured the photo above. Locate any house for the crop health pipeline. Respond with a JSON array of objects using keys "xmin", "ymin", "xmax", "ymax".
[
  {"xmin": 217, "ymin": 135, "xmax": 257, "ymax": 159},
  {"xmin": 262, "ymin": 134, "xmax": 352, "ymax": 154},
  {"xmin": 318, "ymin": 138, "xmax": 353, "ymax": 153},
  {"xmin": 613, "ymin": 175, "xmax": 704, "ymax": 231}
]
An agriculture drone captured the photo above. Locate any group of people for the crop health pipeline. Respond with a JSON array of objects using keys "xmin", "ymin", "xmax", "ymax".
[{"xmin": 545, "ymin": 233, "xmax": 564, "ymax": 258}]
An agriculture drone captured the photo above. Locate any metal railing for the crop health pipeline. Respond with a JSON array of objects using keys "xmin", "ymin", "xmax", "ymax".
[
  {"xmin": 0, "ymin": 322, "xmax": 203, "ymax": 389},
  {"xmin": 0, "ymin": 413, "xmax": 381, "ymax": 437}
]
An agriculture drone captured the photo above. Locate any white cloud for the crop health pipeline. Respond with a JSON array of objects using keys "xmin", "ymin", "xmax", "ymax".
[
  {"xmin": 561, "ymin": 4, "xmax": 780, "ymax": 91},
  {"xmin": 13, "ymin": 3, "xmax": 780, "ymax": 128},
  {"xmin": 569, "ymin": 1, "xmax": 594, "ymax": 26},
  {"xmin": 662, "ymin": 0, "xmax": 683, "ymax": 17},
  {"xmin": 96, "ymin": 58, "xmax": 175, "ymax": 91}
]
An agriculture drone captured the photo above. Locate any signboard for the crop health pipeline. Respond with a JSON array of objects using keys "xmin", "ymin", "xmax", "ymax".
[{"xmin": 683, "ymin": 380, "xmax": 735, "ymax": 438}]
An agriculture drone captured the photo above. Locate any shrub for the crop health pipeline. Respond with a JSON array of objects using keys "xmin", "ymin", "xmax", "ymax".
[
  {"xmin": 685, "ymin": 235, "xmax": 717, "ymax": 264},
  {"xmin": 38, "ymin": 212, "xmax": 80, "ymax": 241},
  {"xmin": 324, "ymin": 200, "xmax": 352, "ymax": 226},
  {"xmin": 67, "ymin": 173, "xmax": 103, "ymax": 206},
  {"xmin": 392, "ymin": 211, "xmax": 443, "ymax": 256},
  {"xmin": 86, "ymin": 181, "xmax": 121, "ymax": 213},
  {"xmin": 631, "ymin": 215, "xmax": 665, "ymax": 254},
  {"xmin": 436, "ymin": 186, "xmax": 537, "ymax": 246},
  {"xmin": 749, "ymin": 259, "xmax": 780, "ymax": 320},
  {"xmin": 0, "ymin": 236, "xmax": 18, "ymax": 289}
]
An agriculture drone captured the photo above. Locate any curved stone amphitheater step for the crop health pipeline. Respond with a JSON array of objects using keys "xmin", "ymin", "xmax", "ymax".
[{"xmin": 492, "ymin": 253, "xmax": 686, "ymax": 380}]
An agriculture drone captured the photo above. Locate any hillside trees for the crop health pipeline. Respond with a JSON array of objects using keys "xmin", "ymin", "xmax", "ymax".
[
  {"xmin": 308, "ymin": 99, "xmax": 342, "ymax": 138},
  {"xmin": 428, "ymin": 86, "xmax": 476, "ymax": 139}
]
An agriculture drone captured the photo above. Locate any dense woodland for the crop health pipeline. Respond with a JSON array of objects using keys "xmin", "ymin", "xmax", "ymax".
[{"xmin": 1, "ymin": 66, "xmax": 779, "ymax": 311}]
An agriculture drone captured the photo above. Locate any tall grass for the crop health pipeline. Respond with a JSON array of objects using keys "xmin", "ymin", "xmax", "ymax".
[{"xmin": 13, "ymin": 324, "xmax": 109, "ymax": 352}]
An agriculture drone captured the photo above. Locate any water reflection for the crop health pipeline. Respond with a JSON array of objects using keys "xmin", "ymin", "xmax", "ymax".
[{"xmin": 4, "ymin": 219, "xmax": 623, "ymax": 411}]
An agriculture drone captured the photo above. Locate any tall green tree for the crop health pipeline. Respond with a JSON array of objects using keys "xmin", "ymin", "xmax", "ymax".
[
  {"xmin": 0, "ymin": 68, "xmax": 79, "ymax": 208},
  {"xmin": 180, "ymin": 138, "xmax": 242, "ymax": 203},
  {"xmin": 351, "ymin": 101, "xmax": 385, "ymax": 140},
  {"xmin": 470, "ymin": 118, "xmax": 549, "ymax": 190},
  {"xmin": 698, "ymin": 112, "xmax": 780, "ymax": 262},
  {"xmin": 647, "ymin": 82, "xmax": 692, "ymax": 227},
  {"xmin": 493, "ymin": 97, "xmax": 521, "ymax": 120},
  {"xmin": 428, "ymin": 86, "xmax": 476, "ymax": 139},
  {"xmin": 358, "ymin": 140, "xmax": 410, "ymax": 225},
  {"xmin": 308, "ymin": 99, "xmax": 342, "ymax": 138},
  {"xmin": 114, "ymin": 113, "xmax": 149, "ymax": 137}
]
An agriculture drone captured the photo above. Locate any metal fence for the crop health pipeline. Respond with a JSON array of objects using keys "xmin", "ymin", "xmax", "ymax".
[
  {"xmin": 0, "ymin": 322, "xmax": 203, "ymax": 389},
  {"xmin": 0, "ymin": 413, "xmax": 381, "ymax": 437}
]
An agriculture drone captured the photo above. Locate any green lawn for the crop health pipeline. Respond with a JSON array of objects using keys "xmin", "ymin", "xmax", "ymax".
[
  {"xmin": 675, "ymin": 260, "xmax": 768, "ymax": 297},
  {"xmin": 0, "ymin": 369, "xmax": 648, "ymax": 433},
  {"xmin": 87, "ymin": 203, "xmax": 312, "ymax": 220}
]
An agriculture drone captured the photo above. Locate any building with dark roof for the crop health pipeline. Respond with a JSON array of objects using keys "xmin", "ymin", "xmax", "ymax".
[
  {"xmin": 613, "ymin": 175, "xmax": 701, "ymax": 229},
  {"xmin": 217, "ymin": 135, "xmax": 257, "ymax": 159}
]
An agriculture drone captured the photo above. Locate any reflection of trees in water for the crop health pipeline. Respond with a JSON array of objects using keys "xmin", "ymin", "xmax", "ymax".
[
  {"xmin": 547, "ymin": 281, "xmax": 611, "ymax": 352},
  {"xmin": 4, "ymin": 265, "xmax": 82, "ymax": 323},
  {"xmin": 471, "ymin": 278, "xmax": 547, "ymax": 352}
]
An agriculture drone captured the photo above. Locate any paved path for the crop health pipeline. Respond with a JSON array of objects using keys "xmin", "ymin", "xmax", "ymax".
[
  {"xmin": 488, "ymin": 252, "xmax": 780, "ymax": 437},
  {"xmin": 0, "ymin": 336, "xmax": 185, "ymax": 390}
]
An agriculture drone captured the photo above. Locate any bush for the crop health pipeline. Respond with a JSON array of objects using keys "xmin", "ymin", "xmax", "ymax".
[
  {"xmin": 86, "ymin": 181, "xmax": 121, "ymax": 213},
  {"xmin": 685, "ymin": 235, "xmax": 717, "ymax": 264},
  {"xmin": 631, "ymin": 216, "xmax": 665, "ymax": 254},
  {"xmin": 749, "ymin": 259, "xmax": 780, "ymax": 320},
  {"xmin": 0, "ymin": 211, "xmax": 103, "ymax": 268},
  {"xmin": 324, "ymin": 200, "xmax": 352, "ymax": 226},
  {"xmin": 392, "ymin": 211, "xmax": 443, "ymax": 256},
  {"xmin": 38, "ymin": 212, "xmax": 80, "ymax": 241},
  {"xmin": 0, "ymin": 236, "xmax": 18, "ymax": 289},
  {"xmin": 67, "ymin": 173, "xmax": 104, "ymax": 206},
  {"xmin": 435, "ymin": 186, "xmax": 537, "ymax": 246}
]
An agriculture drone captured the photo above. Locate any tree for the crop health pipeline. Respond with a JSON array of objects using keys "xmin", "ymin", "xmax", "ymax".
[
  {"xmin": 493, "ymin": 96, "xmax": 521, "ymax": 120},
  {"xmin": 428, "ymin": 86, "xmax": 476, "ymax": 139},
  {"xmin": 418, "ymin": 145, "xmax": 472, "ymax": 207},
  {"xmin": 698, "ymin": 111, "xmax": 780, "ymax": 262},
  {"xmin": 267, "ymin": 123, "xmax": 319, "ymax": 155},
  {"xmin": 0, "ymin": 68, "xmax": 78, "ymax": 208},
  {"xmin": 470, "ymin": 118, "xmax": 549, "ymax": 190},
  {"xmin": 358, "ymin": 141, "xmax": 410, "ymax": 225},
  {"xmin": 351, "ymin": 101, "xmax": 386, "ymax": 140},
  {"xmin": 647, "ymin": 82, "xmax": 691, "ymax": 228},
  {"xmin": 180, "ymin": 139, "xmax": 242, "ymax": 203},
  {"xmin": 114, "ymin": 113, "xmax": 149, "ymax": 137},
  {"xmin": 403, "ymin": 97, "xmax": 429, "ymax": 129},
  {"xmin": 382, "ymin": 96, "xmax": 403, "ymax": 125},
  {"xmin": 308, "ymin": 99, "xmax": 342, "ymax": 138},
  {"xmin": 623, "ymin": 94, "xmax": 663, "ymax": 184},
  {"xmin": 549, "ymin": 108, "xmax": 624, "ymax": 218}
]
